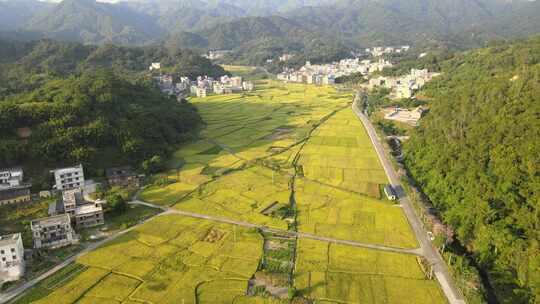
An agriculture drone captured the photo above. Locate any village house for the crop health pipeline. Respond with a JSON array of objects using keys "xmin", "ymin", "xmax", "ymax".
[
  {"xmin": 0, "ymin": 168, "xmax": 24, "ymax": 187},
  {"xmin": 242, "ymin": 81, "xmax": 254, "ymax": 91},
  {"xmin": 50, "ymin": 164, "xmax": 85, "ymax": 191},
  {"xmin": 31, "ymin": 214, "xmax": 76, "ymax": 249},
  {"xmin": 0, "ymin": 167, "xmax": 31, "ymax": 206},
  {"xmin": 49, "ymin": 188, "xmax": 106, "ymax": 228},
  {"xmin": 279, "ymin": 54, "xmax": 294, "ymax": 62},
  {"xmin": 230, "ymin": 76, "xmax": 243, "ymax": 88},
  {"xmin": 106, "ymin": 166, "xmax": 141, "ymax": 188},
  {"xmin": 0, "ymin": 233, "xmax": 25, "ymax": 283},
  {"xmin": 383, "ymin": 106, "xmax": 426, "ymax": 126},
  {"xmin": 196, "ymin": 87, "xmax": 207, "ymax": 98},
  {"xmin": 204, "ymin": 50, "xmax": 230, "ymax": 60},
  {"xmin": 149, "ymin": 62, "xmax": 161, "ymax": 71},
  {"xmin": 74, "ymin": 204, "xmax": 105, "ymax": 228},
  {"xmin": 0, "ymin": 186, "xmax": 31, "ymax": 206}
]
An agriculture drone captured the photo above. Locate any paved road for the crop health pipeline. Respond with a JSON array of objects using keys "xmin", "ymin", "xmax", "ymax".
[
  {"xmin": 130, "ymin": 201, "xmax": 422, "ymax": 256},
  {"xmin": 0, "ymin": 211, "xmax": 167, "ymax": 304},
  {"xmin": 352, "ymin": 96, "xmax": 466, "ymax": 304}
]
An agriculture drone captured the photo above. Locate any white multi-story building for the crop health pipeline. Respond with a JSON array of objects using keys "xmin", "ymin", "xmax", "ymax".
[
  {"xmin": 0, "ymin": 233, "xmax": 25, "ymax": 283},
  {"xmin": 0, "ymin": 168, "xmax": 23, "ymax": 187},
  {"xmin": 31, "ymin": 214, "xmax": 76, "ymax": 249},
  {"xmin": 50, "ymin": 165, "xmax": 85, "ymax": 191},
  {"xmin": 230, "ymin": 76, "xmax": 243, "ymax": 88},
  {"xmin": 149, "ymin": 62, "xmax": 161, "ymax": 71}
]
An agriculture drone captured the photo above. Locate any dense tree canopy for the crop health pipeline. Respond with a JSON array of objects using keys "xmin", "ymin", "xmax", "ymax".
[
  {"xmin": 0, "ymin": 39, "xmax": 224, "ymax": 182},
  {"xmin": 0, "ymin": 69, "xmax": 201, "ymax": 168},
  {"xmin": 0, "ymin": 39, "xmax": 226, "ymax": 98},
  {"xmin": 404, "ymin": 36, "xmax": 540, "ymax": 302}
]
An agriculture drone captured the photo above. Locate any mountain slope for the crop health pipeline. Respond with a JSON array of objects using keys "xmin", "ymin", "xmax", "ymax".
[
  {"xmin": 24, "ymin": 0, "xmax": 163, "ymax": 45},
  {"xmin": 404, "ymin": 35, "xmax": 540, "ymax": 303},
  {"xmin": 0, "ymin": 0, "xmax": 54, "ymax": 30}
]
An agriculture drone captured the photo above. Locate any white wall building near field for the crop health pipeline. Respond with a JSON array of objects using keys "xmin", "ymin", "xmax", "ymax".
[
  {"xmin": 0, "ymin": 233, "xmax": 25, "ymax": 283},
  {"xmin": 0, "ymin": 168, "xmax": 23, "ymax": 188},
  {"xmin": 51, "ymin": 165, "xmax": 85, "ymax": 191},
  {"xmin": 31, "ymin": 214, "xmax": 76, "ymax": 249}
]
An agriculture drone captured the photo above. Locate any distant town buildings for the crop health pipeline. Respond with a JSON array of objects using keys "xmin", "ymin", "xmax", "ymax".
[
  {"xmin": 203, "ymin": 50, "xmax": 231, "ymax": 60},
  {"xmin": 31, "ymin": 214, "xmax": 76, "ymax": 249},
  {"xmin": 149, "ymin": 62, "xmax": 161, "ymax": 71},
  {"xmin": 0, "ymin": 233, "xmax": 25, "ymax": 283},
  {"xmin": 382, "ymin": 106, "xmax": 426, "ymax": 126},
  {"xmin": 368, "ymin": 69, "xmax": 440, "ymax": 100},
  {"xmin": 277, "ymin": 58, "xmax": 392, "ymax": 85},
  {"xmin": 154, "ymin": 73, "xmax": 254, "ymax": 100},
  {"xmin": 279, "ymin": 54, "xmax": 294, "ymax": 62},
  {"xmin": 366, "ymin": 45, "xmax": 410, "ymax": 57},
  {"xmin": 50, "ymin": 164, "xmax": 85, "ymax": 191}
]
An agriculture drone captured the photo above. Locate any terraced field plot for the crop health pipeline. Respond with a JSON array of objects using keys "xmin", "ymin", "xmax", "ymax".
[
  {"xmin": 20, "ymin": 81, "xmax": 446, "ymax": 304},
  {"xmin": 140, "ymin": 81, "xmax": 351, "ymax": 206},
  {"xmin": 295, "ymin": 239, "xmax": 446, "ymax": 304},
  {"xmin": 298, "ymin": 109, "xmax": 387, "ymax": 196},
  {"xmin": 295, "ymin": 179, "xmax": 418, "ymax": 248},
  {"xmin": 174, "ymin": 166, "xmax": 291, "ymax": 229},
  {"xmin": 23, "ymin": 215, "xmax": 263, "ymax": 304}
]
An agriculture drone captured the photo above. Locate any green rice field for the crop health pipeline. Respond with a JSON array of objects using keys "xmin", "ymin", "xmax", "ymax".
[{"xmin": 17, "ymin": 79, "xmax": 447, "ymax": 304}]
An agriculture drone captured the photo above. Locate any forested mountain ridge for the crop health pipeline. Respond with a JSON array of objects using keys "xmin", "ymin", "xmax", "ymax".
[
  {"xmin": 404, "ymin": 36, "xmax": 540, "ymax": 302},
  {"xmin": 0, "ymin": 39, "xmax": 226, "ymax": 97},
  {"xmin": 2, "ymin": 0, "xmax": 540, "ymax": 63},
  {"xmin": 23, "ymin": 0, "xmax": 162, "ymax": 45}
]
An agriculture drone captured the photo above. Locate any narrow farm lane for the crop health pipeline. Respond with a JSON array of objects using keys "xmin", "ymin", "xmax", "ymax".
[
  {"xmin": 352, "ymin": 95, "xmax": 466, "ymax": 304},
  {"xmin": 129, "ymin": 200, "xmax": 423, "ymax": 256},
  {"xmin": 0, "ymin": 211, "xmax": 167, "ymax": 304}
]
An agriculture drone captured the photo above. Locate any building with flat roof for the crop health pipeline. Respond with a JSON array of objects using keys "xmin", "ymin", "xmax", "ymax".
[
  {"xmin": 0, "ymin": 185, "xmax": 31, "ymax": 206},
  {"xmin": 74, "ymin": 204, "xmax": 104, "ymax": 228},
  {"xmin": 49, "ymin": 188, "xmax": 106, "ymax": 228},
  {"xmin": 0, "ymin": 168, "xmax": 23, "ymax": 187},
  {"xmin": 31, "ymin": 214, "xmax": 76, "ymax": 249},
  {"xmin": 0, "ymin": 233, "xmax": 25, "ymax": 283},
  {"xmin": 50, "ymin": 164, "xmax": 85, "ymax": 190}
]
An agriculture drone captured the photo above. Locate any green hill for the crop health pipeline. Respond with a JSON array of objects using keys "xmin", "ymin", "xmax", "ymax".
[
  {"xmin": 404, "ymin": 36, "xmax": 540, "ymax": 302},
  {"xmin": 24, "ymin": 0, "xmax": 162, "ymax": 45},
  {"xmin": 0, "ymin": 39, "xmax": 227, "ymax": 185}
]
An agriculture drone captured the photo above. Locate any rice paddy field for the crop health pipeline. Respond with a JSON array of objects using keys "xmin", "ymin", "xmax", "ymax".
[
  {"xmin": 295, "ymin": 239, "xmax": 447, "ymax": 304},
  {"xmin": 18, "ymin": 80, "xmax": 447, "ymax": 303},
  {"xmin": 17, "ymin": 215, "xmax": 263, "ymax": 304}
]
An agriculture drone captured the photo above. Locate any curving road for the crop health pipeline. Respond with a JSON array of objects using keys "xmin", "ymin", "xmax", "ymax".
[{"xmin": 352, "ymin": 95, "xmax": 466, "ymax": 304}]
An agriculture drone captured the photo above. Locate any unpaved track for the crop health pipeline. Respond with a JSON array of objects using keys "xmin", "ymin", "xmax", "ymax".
[{"xmin": 130, "ymin": 200, "xmax": 422, "ymax": 256}]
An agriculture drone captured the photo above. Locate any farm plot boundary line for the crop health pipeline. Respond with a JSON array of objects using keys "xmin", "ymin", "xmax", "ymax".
[{"xmin": 129, "ymin": 201, "xmax": 423, "ymax": 256}]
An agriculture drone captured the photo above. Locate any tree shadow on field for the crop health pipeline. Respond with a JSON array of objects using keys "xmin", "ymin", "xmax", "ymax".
[{"xmin": 169, "ymin": 86, "xmax": 351, "ymax": 174}]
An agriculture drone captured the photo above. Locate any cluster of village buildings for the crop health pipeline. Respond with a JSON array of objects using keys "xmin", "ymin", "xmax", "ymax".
[
  {"xmin": 365, "ymin": 45, "xmax": 410, "ymax": 57},
  {"xmin": 151, "ymin": 63, "xmax": 254, "ymax": 99},
  {"xmin": 0, "ymin": 165, "xmax": 142, "ymax": 284},
  {"xmin": 368, "ymin": 68, "xmax": 441, "ymax": 99},
  {"xmin": 277, "ymin": 58, "xmax": 393, "ymax": 85}
]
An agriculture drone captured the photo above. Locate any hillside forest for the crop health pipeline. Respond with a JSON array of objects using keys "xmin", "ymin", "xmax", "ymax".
[
  {"xmin": 404, "ymin": 36, "xmax": 540, "ymax": 303},
  {"xmin": 0, "ymin": 39, "xmax": 227, "ymax": 187}
]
